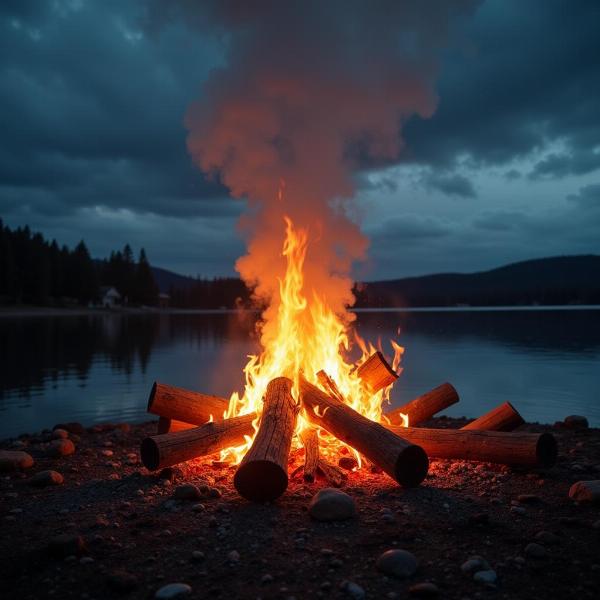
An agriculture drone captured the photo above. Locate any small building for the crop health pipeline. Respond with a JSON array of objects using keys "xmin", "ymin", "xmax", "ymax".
[
  {"xmin": 100, "ymin": 286, "xmax": 121, "ymax": 308},
  {"xmin": 158, "ymin": 293, "xmax": 170, "ymax": 309}
]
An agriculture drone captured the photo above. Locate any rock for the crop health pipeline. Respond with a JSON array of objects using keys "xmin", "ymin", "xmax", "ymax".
[
  {"xmin": 341, "ymin": 580, "xmax": 365, "ymax": 600},
  {"xmin": 208, "ymin": 486, "xmax": 222, "ymax": 498},
  {"xmin": 107, "ymin": 570, "xmax": 138, "ymax": 593},
  {"xmin": 51, "ymin": 428, "xmax": 69, "ymax": 439},
  {"xmin": 192, "ymin": 503, "xmax": 206, "ymax": 512},
  {"xmin": 564, "ymin": 415, "xmax": 588, "ymax": 429},
  {"xmin": 173, "ymin": 484, "xmax": 202, "ymax": 501},
  {"xmin": 525, "ymin": 543, "xmax": 548, "ymax": 559},
  {"xmin": 227, "ymin": 550, "xmax": 240, "ymax": 563},
  {"xmin": 535, "ymin": 531, "xmax": 561, "ymax": 545},
  {"xmin": 568, "ymin": 480, "xmax": 600, "ymax": 504},
  {"xmin": 47, "ymin": 439, "xmax": 75, "ymax": 458},
  {"xmin": 308, "ymin": 488, "xmax": 356, "ymax": 521},
  {"xmin": 409, "ymin": 582, "xmax": 440, "ymax": 597},
  {"xmin": 260, "ymin": 574, "xmax": 274, "ymax": 584},
  {"xmin": 376, "ymin": 549, "xmax": 418, "ymax": 578},
  {"xmin": 101, "ymin": 449, "xmax": 114, "ymax": 457},
  {"xmin": 461, "ymin": 556, "xmax": 490, "ymax": 573},
  {"xmin": 29, "ymin": 470, "xmax": 64, "ymax": 487},
  {"xmin": 54, "ymin": 422, "xmax": 84, "ymax": 434},
  {"xmin": 473, "ymin": 570, "xmax": 497, "ymax": 585},
  {"xmin": 191, "ymin": 550, "xmax": 204, "ymax": 562},
  {"xmin": 510, "ymin": 506, "xmax": 526, "ymax": 516},
  {"xmin": 155, "ymin": 583, "xmax": 192, "ymax": 599},
  {"xmin": 0, "ymin": 450, "xmax": 34, "ymax": 471},
  {"xmin": 47, "ymin": 534, "xmax": 86, "ymax": 557},
  {"xmin": 338, "ymin": 456, "xmax": 358, "ymax": 471}
]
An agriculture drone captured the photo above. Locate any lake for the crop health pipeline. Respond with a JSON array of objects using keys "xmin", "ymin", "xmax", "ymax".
[{"xmin": 1, "ymin": 308, "xmax": 599, "ymax": 439}]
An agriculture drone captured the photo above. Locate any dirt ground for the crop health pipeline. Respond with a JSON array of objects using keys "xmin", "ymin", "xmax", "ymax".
[{"xmin": 1, "ymin": 417, "xmax": 599, "ymax": 600}]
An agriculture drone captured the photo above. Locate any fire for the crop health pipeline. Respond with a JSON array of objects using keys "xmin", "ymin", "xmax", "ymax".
[{"xmin": 220, "ymin": 211, "xmax": 405, "ymax": 466}]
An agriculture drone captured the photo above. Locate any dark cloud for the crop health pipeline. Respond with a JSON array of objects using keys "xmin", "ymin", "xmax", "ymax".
[
  {"xmin": 422, "ymin": 171, "xmax": 476, "ymax": 198},
  {"xmin": 568, "ymin": 183, "xmax": 600, "ymax": 211}
]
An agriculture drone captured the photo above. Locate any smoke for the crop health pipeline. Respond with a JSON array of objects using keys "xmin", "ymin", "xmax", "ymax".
[{"xmin": 147, "ymin": 0, "xmax": 479, "ymax": 317}]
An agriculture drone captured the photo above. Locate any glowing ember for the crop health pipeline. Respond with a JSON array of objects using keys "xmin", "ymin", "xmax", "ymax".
[{"xmin": 220, "ymin": 203, "xmax": 405, "ymax": 466}]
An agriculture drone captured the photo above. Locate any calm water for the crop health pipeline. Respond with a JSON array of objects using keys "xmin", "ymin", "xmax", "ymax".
[{"xmin": 1, "ymin": 308, "xmax": 599, "ymax": 439}]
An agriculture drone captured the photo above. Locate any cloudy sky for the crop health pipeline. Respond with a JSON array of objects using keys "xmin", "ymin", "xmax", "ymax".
[{"xmin": 1, "ymin": 0, "xmax": 599, "ymax": 280}]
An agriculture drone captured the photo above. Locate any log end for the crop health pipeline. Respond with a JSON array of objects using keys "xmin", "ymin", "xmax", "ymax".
[
  {"xmin": 536, "ymin": 432, "xmax": 558, "ymax": 467},
  {"xmin": 394, "ymin": 444, "xmax": 429, "ymax": 487},
  {"xmin": 140, "ymin": 437, "xmax": 160, "ymax": 471},
  {"xmin": 234, "ymin": 460, "xmax": 288, "ymax": 502},
  {"xmin": 147, "ymin": 381, "xmax": 159, "ymax": 413}
]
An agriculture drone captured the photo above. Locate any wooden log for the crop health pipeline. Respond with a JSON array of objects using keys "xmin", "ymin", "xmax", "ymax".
[
  {"xmin": 385, "ymin": 382, "xmax": 459, "ymax": 426},
  {"xmin": 357, "ymin": 351, "xmax": 398, "ymax": 393},
  {"xmin": 300, "ymin": 428, "xmax": 319, "ymax": 482},
  {"xmin": 385, "ymin": 425, "xmax": 557, "ymax": 467},
  {"xmin": 300, "ymin": 377, "xmax": 429, "ymax": 487},
  {"xmin": 140, "ymin": 414, "xmax": 255, "ymax": 471},
  {"xmin": 461, "ymin": 401, "xmax": 525, "ymax": 432},
  {"xmin": 156, "ymin": 417, "xmax": 195, "ymax": 434},
  {"xmin": 317, "ymin": 457, "xmax": 347, "ymax": 487},
  {"xmin": 147, "ymin": 382, "xmax": 229, "ymax": 425},
  {"xmin": 234, "ymin": 377, "xmax": 298, "ymax": 502}
]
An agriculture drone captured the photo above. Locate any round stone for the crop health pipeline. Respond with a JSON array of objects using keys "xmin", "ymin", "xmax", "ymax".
[
  {"xmin": 155, "ymin": 583, "xmax": 192, "ymax": 599},
  {"xmin": 409, "ymin": 582, "xmax": 440, "ymax": 597},
  {"xmin": 473, "ymin": 569, "xmax": 497, "ymax": 584},
  {"xmin": 47, "ymin": 439, "xmax": 75, "ymax": 458},
  {"xmin": 51, "ymin": 428, "xmax": 69, "ymax": 439},
  {"xmin": 535, "ymin": 530, "xmax": 561, "ymax": 545},
  {"xmin": 308, "ymin": 488, "xmax": 356, "ymax": 521},
  {"xmin": 568, "ymin": 480, "xmax": 600, "ymax": 504},
  {"xmin": 174, "ymin": 484, "xmax": 202, "ymax": 501},
  {"xmin": 0, "ymin": 450, "xmax": 34, "ymax": 471},
  {"xmin": 525, "ymin": 542, "xmax": 548, "ymax": 559},
  {"xmin": 376, "ymin": 549, "xmax": 418, "ymax": 578},
  {"xmin": 563, "ymin": 415, "xmax": 588, "ymax": 429},
  {"xmin": 29, "ymin": 470, "xmax": 64, "ymax": 487}
]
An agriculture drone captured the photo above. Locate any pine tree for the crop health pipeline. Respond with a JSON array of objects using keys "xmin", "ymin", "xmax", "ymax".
[{"xmin": 134, "ymin": 248, "xmax": 158, "ymax": 306}]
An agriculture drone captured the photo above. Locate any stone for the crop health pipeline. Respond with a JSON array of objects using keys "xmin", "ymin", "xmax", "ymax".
[
  {"xmin": 568, "ymin": 480, "xmax": 600, "ymax": 504},
  {"xmin": 155, "ymin": 583, "xmax": 192, "ymax": 599},
  {"xmin": 47, "ymin": 439, "xmax": 75, "ymax": 458},
  {"xmin": 260, "ymin": 574, "xmax": 274, "ymax": 584},
  {"xmin": 173, "ymin": 484, "xmax": 202, "ymax": 501},
  {"xmin": 338, "ymin": 456, "xmax": 358, "ymax": 471},
  {"xmin": 192, "ymin": 503, "xmax": 206, "ymax": 512},
  {"xmin": 47, "ymin": 534, "xmax": 86, "ymax": 557},
  {"xmin": 29, "ymin": 470, "xmax": 64, "ymax": 487},
  {"xmin": 409, "ymin": 582, "xmax": 440, "ymax": 597},
  {"xmin": 473, "ymin": 570, "xmax": 497, "ymax": 585},
  {"xmin": 107, "ymin": 570, "xmax": 138, "ymax": 592},
  {"xmin": 308, "ymin": 488, "xmax": 356, "ymax": 521},
  {"xmin": 101, "ymin": 449, "xmax": 114, "ymax": 457},
  {"xmin": 0, "ymin": 450, "xmax": 34, "ymax": 471},
  {"xmin": 525, "ymin": 543, "xmax": 548, "ymax": 559},
  {"xmin": 510, "ymin": 506, "xmax": 526, "ymax": 515},
  {"xmin": 535, "ymin": 531, "xmax": 561, "ymax": 545},
  {"xmin": 461, "ymin": 556, "xmax": 490, "ymax": 573},
  {"xmin": 54, "ymin": 422, "xmax": 84, "ymax": 434},
  {"xmin": 208, "ymin": 486, "xmax": 222, "ymax": 498},
  {"xmin": 563, "ymin": 415, "xmax": 589, "ymax": 429},
  {"xmin": 51, "ymin": 428, "xmax": 69, "ymax": 440},
  {"xmin": 342, "ymin": 580, "xmax": 365, "ymax": 600},
  {"xmin": 376, "ymin": 549, "xmax": 418, "ymax": 578},
  {"xmin": 191, "ymin": 550, "xmax": 204, "ymax": 562},
  {"xmin": 227, "ymin": 550, "xmax": 240, "ymax": 563}
]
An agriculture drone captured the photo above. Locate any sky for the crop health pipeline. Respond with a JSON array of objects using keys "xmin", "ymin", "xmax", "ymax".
[{"xmin": 0, "ymin": 0, "xmax": 599, "ymax": 280}]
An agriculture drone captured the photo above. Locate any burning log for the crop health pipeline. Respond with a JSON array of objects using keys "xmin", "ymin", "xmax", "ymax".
[
  {"xmin": 385, "ymin": 425, "xmax": 557, "ymax": 467},
  {"xmin": 140, "ymin": 414, "xmax": 255, "ymax": 471},
  {"xmin": 147, "ymin": 382, "xmax": 229, "ymax": 426},
  {"xmin": 234, "ymin": 377, "xmax": 299, "ymax": 502},
  {"xmin": 156, "ymin": 417, "xmax": 195, "ymax": 435},
  {"xmin": 385, "ymin": 382, "xmax": 459, "ymax": 426},
  {"xmin": 300, "ymin": 377, "xmax": 429, "ymax": 487},
  {"xmin": 461, "ymin": 401, "xmax": 525, "ymax": 432},
  {"xmin": 357, "ymin": 351, "xmax": 398, "ymax": 393},
  {"xmin": 316, "ymin": 457, "xmax": 347, "ymax": 487},
  {"xmin": 300, "ymin": 428, "xmax": 319, "ymax": 482}
]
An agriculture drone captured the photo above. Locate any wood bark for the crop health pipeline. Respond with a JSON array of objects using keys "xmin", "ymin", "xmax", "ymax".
[
  {"xmin": 140, "ymin": 414, "xmax": 255, "ymax": 471},
  {"xmin": 385, "ymin": 425, "xmax": 557, "ymax": 467},
  {"xmin": 356, "ymin": 351, "xmax": 398, "ymax": 393},
  {"xmin": 385, "ymin": 382, "xmax": 459, "ymax": 426},
  {"xmin": 300, "ymin": 377, "xmax": 428, "ymax": 487},
  {"xmin": 234, "ymin": 377, "xmax": 298, "ymax": 502},
  {"xmin": 300, "ymin": 428, "xmax": 319, "ymax": 482},
  {"xmin": 147, "ymin": 382, "xmax": 229, "ymax": 425},
  {"xmin": 461, "ymin": 401, "xmax": 525, "ymax": 432}
]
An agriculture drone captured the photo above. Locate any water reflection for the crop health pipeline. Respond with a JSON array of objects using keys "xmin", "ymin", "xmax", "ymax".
[{"xmin": 0, "ymin": 308, "xmax": 598, "ymax": 438}]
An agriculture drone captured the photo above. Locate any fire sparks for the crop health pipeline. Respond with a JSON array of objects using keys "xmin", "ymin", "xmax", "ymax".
[{"xmin": 220, "ymin": 210, "xmax": 404, "ymax": 466}]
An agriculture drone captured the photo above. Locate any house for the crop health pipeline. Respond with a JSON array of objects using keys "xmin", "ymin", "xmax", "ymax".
[
  {"xmin": 100, "ymin": 286, "xmax": 121, "ymax": 308},
  {"xmin": 158, "ymin": 293, "xmax": 170, "ymax": 309}
]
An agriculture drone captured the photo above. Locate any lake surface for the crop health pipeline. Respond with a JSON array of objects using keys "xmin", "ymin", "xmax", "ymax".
[{"xmin": 1, "ymin": 308, "xmax": 599, "ymax": 439}]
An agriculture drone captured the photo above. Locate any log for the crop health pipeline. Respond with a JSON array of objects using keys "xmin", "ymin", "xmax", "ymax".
[
  {"xmin": 300, "ymin": 428, "xmax": 319, "ymax": 482},
  {"xmin": 317, "ymin": 457, "xmax": 347, "ymax": 487},
  {"xmin": 147, "ymin": 382, "xmax": 229, "ymax": 425},
  {"xmin": 461, "ymin": 401, "xmax": 525, "ymax": 432},
  {"xmin": 300, "ymin": 377, "xmax": 429, "ymax": 487},
  {"xmin": 357, "ymin": 351, "xmax": 398, "ymax": 393},
  {"xmin": 140, "ymin": 413, "xmax": 255, "ymax": 471},
  {"xmin": 385, "ymin": 425, "xmax": 557, "ymax": 467},
  {"xmin": 385, "ymin": 382, "xmax": 459, "ymax": 426},
  {"xmin": 234, "ymin": 377, "xmax": 298, "ymax": 502},
  {"xmin": 156, "ymin": 417, "xmax": 195, "ymax": 434}
]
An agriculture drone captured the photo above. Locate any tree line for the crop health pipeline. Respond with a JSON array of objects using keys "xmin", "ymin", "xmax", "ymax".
[{"xmin": 0, "ymin": 219, "xmax": 158, "ymax": 306}]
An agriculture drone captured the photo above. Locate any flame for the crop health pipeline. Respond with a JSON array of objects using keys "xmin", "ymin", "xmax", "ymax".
[{"xmin": 220, "ymin": 203, "xmax": 404, "ymax": 465}]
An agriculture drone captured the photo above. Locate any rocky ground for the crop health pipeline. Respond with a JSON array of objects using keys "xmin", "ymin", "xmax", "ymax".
[{"xmin": 1, "ymin": 417, "xmax": 599, "ymax": 600}]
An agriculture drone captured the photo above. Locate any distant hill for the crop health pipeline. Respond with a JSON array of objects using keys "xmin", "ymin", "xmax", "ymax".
[
  {"xmin": 354, "ymin": 255, "xmax": 600, "ymax": 307},
  {"xmin": 150, "ymin": 266, "xmax": 196, "ymax": 293}
]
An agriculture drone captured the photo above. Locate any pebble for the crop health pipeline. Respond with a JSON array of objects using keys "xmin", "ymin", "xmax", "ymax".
[
  {"xmin": 47, "ymin": 534, "xmax": 86, "ymax": 557},
  {"xmin": 174, "ymin": 484, "xmax": 202, "ymax": 501},
  {"xmin": 107, "ymin": 570, "xmax": 138, "ymax": 592},
  {"xmin": 51, "ymin": 428, "xmax": 69, "ymax": 439},
  {"xmin": 101, "ymin": 449, "xmax": 114, "ymax": 457},
  {"xmin": 29, "ymin": 470, "xmax": 64, "ymax": 487},
  {"xmin": 510, "ymin": 506, "xmax": 526, "ymax": 516},
  {"xmin": 409, "ymin": 582, "xmax": 440, "ymax": 597},
  {"xmin": 535, "ymin": 530, "xmax": 561, "ymax": 545},
  {"xmin": 341, "ymin": 580, "xmax": 365, "ymax": 600},
  {"xmin": 191, "ymin": 550, "xmax": 204, "ymax": 562},
  {"xmin": 563, "ymin": 415, "xmax": 589, "ymax": 429},
  {"xmin": 192, "ymin": 503, "xmax": 206, "ymax": 512},
  {"xmin": 461, "ymin": 556, "xmax": 490, "ymax": 573},
  {"xmin": 47, "ymin": 439, "xmax": 76, "ymax": 458},
  {"xmin": 155, "ymin": 583, "xmax": 192, "ymax": 599},
  {"xmin": 568, "ymin": 480, "xmax": 600, "ymax": 504},
  {"xmin": 227, "ymin": 550, "xmax": 240, "ymax": 563},
  {"xmin": 0, "ymin": 450, "xmax": 34, "ymax": 471},
  {"xmin": 338, "ymin": 457, "xmax": 358, "ymax": 471},
  {"xmin": 261, "ymin": 574, "xmax": 274, "ymax": 584},
  {"xmin": 376, "ymin": 549, "xmax": 418, "ymax": 578},
  {"xmin": 525, "ymin": 542, "xmax": 548, "ymax": 559},
  {"xmin": 208, "ymin": 486, "xmax": 222, "ymax": 498},
  {"xmin": 473, "ymin": 570, "xmax": 497, "ymax": 585},
  {"xmin": 308, "ymin": 488, "xmax": 356, "ymax": 521}
]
